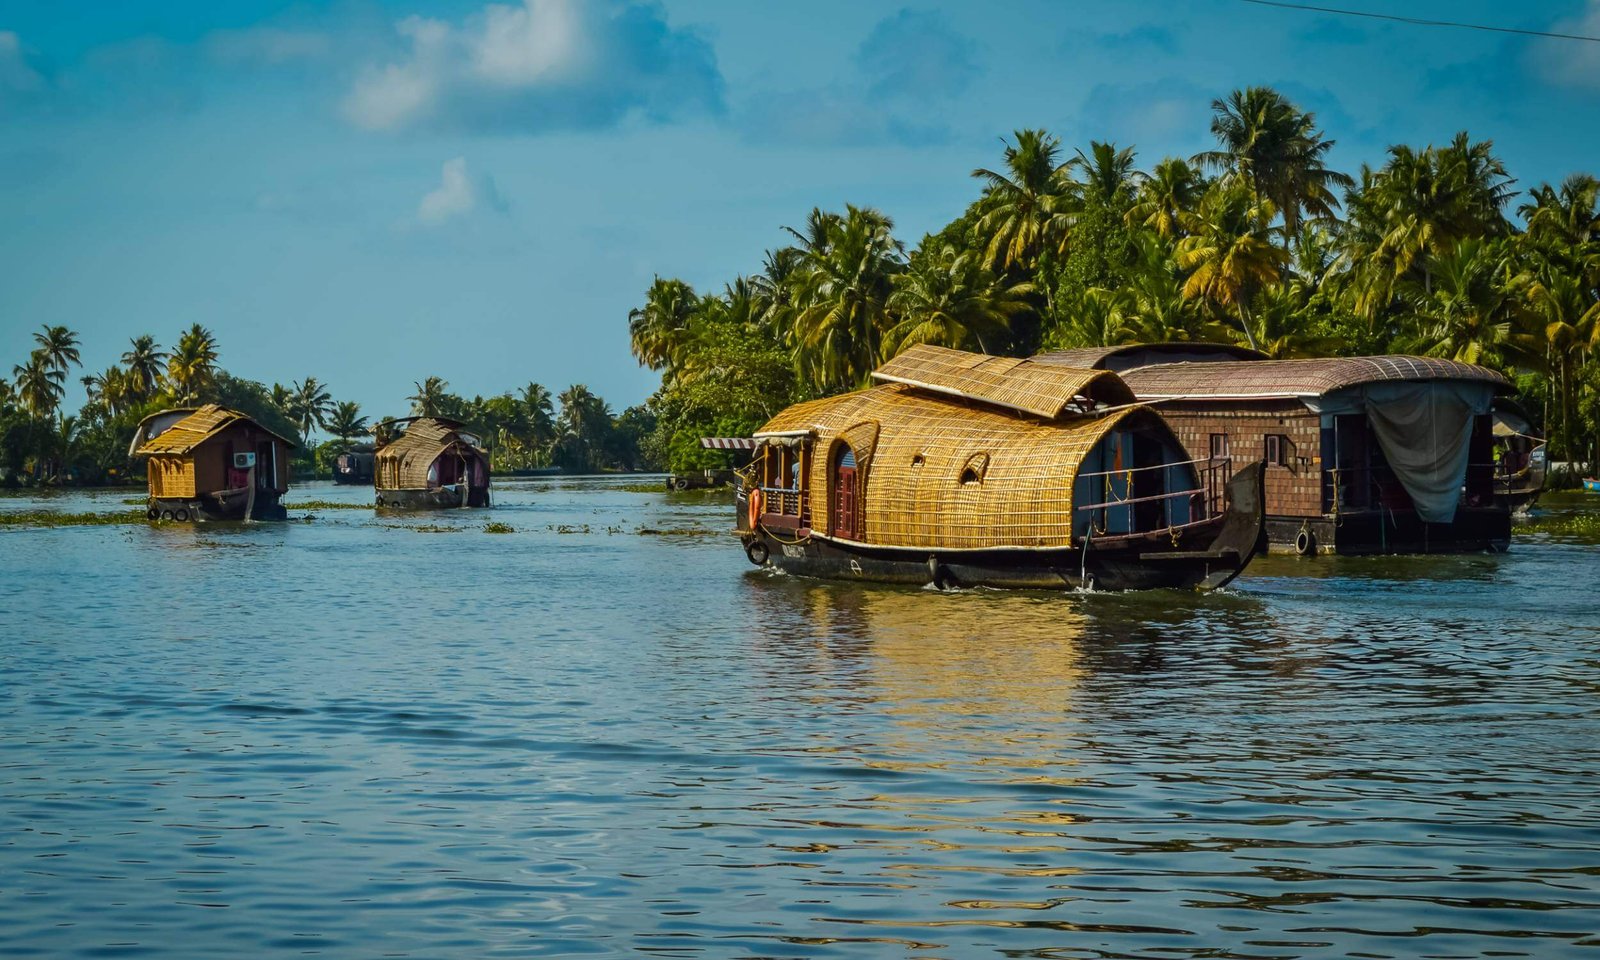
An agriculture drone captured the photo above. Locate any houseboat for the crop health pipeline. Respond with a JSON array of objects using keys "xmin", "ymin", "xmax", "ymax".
[
  {"xmin": 130, "ymin": 404, "xmax": 294, "ymax": 521},
  {"xmin": 1038, "ymin": 344, "xmax": 1512, "ymax": 554},
  {"xmin": 709, "ymin": 345, "xmax": 1267, "ymax": 592},
  {"xmin": 373, "ymin": 417, "xmax": 491, "ymax": 509},
  {"xmin": 332, "ymin": 444, "xmax": 375, "ymax": 485}
]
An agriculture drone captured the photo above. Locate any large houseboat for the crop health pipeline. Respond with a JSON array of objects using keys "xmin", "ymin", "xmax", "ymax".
[
  {"xmin": 709, "ymin": 345, "xmax": 1267, "ymax": 592},
  {"xmin": 1038, "ymin": 344, "xmax": 1513, "ymax": 554},
  {"xmin": 130, "ymin": 404, "xmax": 294, "ymax": 521},
  {"xmin": 373, "ymin": 417, "xmax": 491, "ymax": 509}
]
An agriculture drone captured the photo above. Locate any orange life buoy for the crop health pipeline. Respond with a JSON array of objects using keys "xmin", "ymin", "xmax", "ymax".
[{"xmin": 747, "ymin": 487, "xmax": 762, "ymax": 531}]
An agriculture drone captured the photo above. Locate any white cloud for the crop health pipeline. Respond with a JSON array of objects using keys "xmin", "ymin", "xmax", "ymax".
[
  {"xmin": 0, "ymin": 31, "xmax": 45, "ymax": 95},
  {"xmin": 419, "ymin": 157, "xmax": 478, "ymax": 224},
  {"xmin": 343, "ymin": 0, "xmax": 721, "ymax": 133},
  {"xmin": 1539, "ymin": 2, "xmax": 1600, "ymax": 89}
]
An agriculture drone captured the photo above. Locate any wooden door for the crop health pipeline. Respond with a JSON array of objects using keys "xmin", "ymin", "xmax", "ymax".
[{"xmin": 833, "ymin": 446, "xmax": 858, "ymax": 539}]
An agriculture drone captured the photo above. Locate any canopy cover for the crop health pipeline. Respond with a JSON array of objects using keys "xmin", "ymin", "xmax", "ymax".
[{"xmin": 1312, "ymin": 381, "xmax": 1496, "ymax": 523}]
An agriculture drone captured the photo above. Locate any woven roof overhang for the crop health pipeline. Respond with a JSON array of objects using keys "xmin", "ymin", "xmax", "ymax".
[
  {"xmin": 871, "ymin": 344, "xmax": 1134, "ymax": 419},
  {"xmin": 1035, "ymin": 342, "xmax": 1268, "ymax": 371},
  {"xmin": 1118, "ymin": 355, "xmax": 1509, "ymax": 400},
  {"xmin": 758, "ymin": 384, "xmax": 1166, "ymax": 551},
  {"xmin": 134, "ymin": 404, "xmax": 296, "ymax": 456}
]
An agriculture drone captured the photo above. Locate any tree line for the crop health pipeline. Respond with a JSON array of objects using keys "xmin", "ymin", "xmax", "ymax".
[
  {"xmin": 629, "ymin": 85, "xmax": 1600, "ymax": 477},
  {"xmin": 0, "ymin": 324, "xmax": 650, "ymax": 485}
]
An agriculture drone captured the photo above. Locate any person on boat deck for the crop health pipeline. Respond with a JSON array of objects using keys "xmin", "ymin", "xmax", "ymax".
[{"xmin": 790, "ymin": 460, "xmax": 800, "ymax": 490}]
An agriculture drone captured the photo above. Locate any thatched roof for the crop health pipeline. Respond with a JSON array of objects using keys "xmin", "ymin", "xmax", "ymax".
[
  {"xmin": 1115, "ymin": 355, "xmax": 1508, "ymax": 400},
  {"xmin": 1036, "ymin": 342, "xmax": 1267, "ymax": 371},
  {"xmin": 375, "ymin": 417, "xmax": 487, "ymax": 490},
  {"xmin": 132, "ymin": 404, "xmax": 295, "ymax": 457},
  {"xmin": 756, "ymin": 383, "xmax": 1170, "ymax": 551},
  {"xmin": 871, "ymin": 344, "xmax": 1134, "ymax": 419}
]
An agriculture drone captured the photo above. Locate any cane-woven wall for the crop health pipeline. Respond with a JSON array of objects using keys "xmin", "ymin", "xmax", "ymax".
[{"xmin": 757, "ymin": 383, "xmax": 1152, "ymax": 550}]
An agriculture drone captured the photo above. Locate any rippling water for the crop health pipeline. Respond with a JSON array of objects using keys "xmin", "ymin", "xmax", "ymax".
[{"xmin": 3, "ymin": 479, "xmax": 1599, "ymax": 958}]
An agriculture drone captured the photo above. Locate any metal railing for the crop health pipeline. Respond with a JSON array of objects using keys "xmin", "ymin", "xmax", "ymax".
[{"xmin": 1074, "ymin": 456, "xmax": 1232, "ymax": 533}]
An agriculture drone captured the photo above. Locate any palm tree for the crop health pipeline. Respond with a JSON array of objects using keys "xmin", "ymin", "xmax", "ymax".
[
  {"xmin": 1070, "ymin": 141, "xmax": 1142, "ymax": 211},
  {"xmin": 1127, "ymin": 157, "xmax": 1205, "ymax": 240},
  {"xmin": 1175, "ymin": 182, "xmax": 1290, "ymax": 350},
  {"xmin": 289, "ymin": 377, "xmax": 333, "ymax": 439},
  {"xmin": 166, "ymin": 324, "xmax": 219, "ymax": 403},
  {"xmin": 1042, "ymin": 287, "xmax": 1139, "ymax": 350},
  {"xmin": 409, "ymin": 377, "xmax": 448, "ymax": 417},
  {"xmin": 1195, "ymin": 86, "xmax": 1353, "ymax": 241},
  {"xmin": 121, "ymin": 335, "xmax": 167, "ymax": 399},
  {"xmin": 325, "ymin": 400, "xmax": 368, "ymax": 441},
  {"xmin": 31, "ymin": 325, "xmax": 82, "ymax": 379},
  {"xmin": 555, "ymin": 384, "xmax": 611, "ymax": 472},
  {"xmin": 971, "ymin": 129, "xmax": 1075, "ymax": 271},
  {"xmin": 1520, "ymin": 174, "xmax": 1600, "ymax": 249},
  {"xmin": 786, "ymin": 205, "xmax": 905, "ymax": 392},
  {"xmin": 628, "ymin": 277, "xmax": 699, "ymax": 372},
  {"xmin": 884, "ymin": 244, "xmax": 1034, "ymax": 355},
  {"xmin": 13, "ymin": 354, "xmax": 64, "ymax": 418},
  {"xmin": 1397, "ymin": 238, "xmax": 1529, "ymax": 367},
  {"xmin": 81, "ymin": 365, "xmax": 131, "ymax": 416}
]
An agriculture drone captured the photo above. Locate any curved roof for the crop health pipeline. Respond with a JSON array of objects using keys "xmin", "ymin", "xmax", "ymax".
[
  {"xmin": 871, "ymin": 344, "xmax": 1134, "ymax": 418},
  {"xmin": 1036, "ymin": 342, "xmax": 1268, "ymax": 371},
  {"xmin": 1116, "ymin": 355, "xmax": 1509, "ymax": 400},
  {"xmin": 757, "ymin": 383, "xmax": 1175, "ymax": 551},
  {"xmin": 132, "ymin": 404, "xmax": 296, "ymax": 456},
  {"xmin": 375, "ymin": 417, "xmax": 488, "ymax": 490}
]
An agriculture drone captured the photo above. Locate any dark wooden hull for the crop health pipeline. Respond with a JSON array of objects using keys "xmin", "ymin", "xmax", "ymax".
[
  {"xmin": 737, "ymin": 463, "xmax": 1267, "ymax": 593},
  {"xmin": 375, "ymin": 486, "xmax": 491, "ymax": 509},
  {"xmin": 1263, "ymin": 506, "xmax": 1510, "ymax": 556},
  {"xmin": 331, "ymin": 470, "xmax": 371, "ymax": 485},
  {"xmin": 149, "ymin": 489, "xmax": 287, "ymax": 522}
]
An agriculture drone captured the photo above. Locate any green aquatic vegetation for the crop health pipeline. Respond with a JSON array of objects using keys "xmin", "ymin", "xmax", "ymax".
[
  {"xmin": 1516, "ymin": 512, "xmax": 1600, "ymax": 540},
  {"xmin": 483, "ymin": 521, "xmax": 515, "ymax": 534},
  {"xmin": 0, "ymin": 510, "xmax": 150, "ymax": 528},
  {"xmin": 281, "ymin": 500, "xmax": 372, "ymax": 510}
]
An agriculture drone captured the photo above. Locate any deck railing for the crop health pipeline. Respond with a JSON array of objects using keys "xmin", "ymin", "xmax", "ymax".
[{"xmin": 1073, "ymin": 456, "xmax": 1232, "ymax": 532}]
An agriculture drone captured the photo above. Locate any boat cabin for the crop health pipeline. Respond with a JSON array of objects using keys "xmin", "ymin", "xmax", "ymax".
[
  {"xmin": 712, "ymin": 345, "xmax": 1267, "ymax": 592},
  {"xmin": 333, "ymin": 443, "xmax": 375, "ymax": 485},
  {"xmin": 1038, "ymin": 345, "xmax": 1512, "ymax": 554},
  {"xmin": 130, "ymin": 404, "xmax": 294, "ymax": 521},
  {"xmin": 373, "ymin": 417, "xmax": 491, "ymax": 509}
]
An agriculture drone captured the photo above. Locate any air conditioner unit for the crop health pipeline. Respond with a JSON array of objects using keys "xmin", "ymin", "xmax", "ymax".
[{"xmin": 233, "ymin": 452, "xmax": 257, "ymax": 469}]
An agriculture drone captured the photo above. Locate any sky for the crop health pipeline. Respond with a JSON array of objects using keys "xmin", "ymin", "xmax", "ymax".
[{"xmin": 3, "ymin": 0, "xmax": 1600, "ymax": 420}]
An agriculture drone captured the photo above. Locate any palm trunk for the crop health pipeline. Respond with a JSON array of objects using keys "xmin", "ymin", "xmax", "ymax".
[{"xmin": 1237, "ymin": 303, "xmax": 1260, "ymax": 352}]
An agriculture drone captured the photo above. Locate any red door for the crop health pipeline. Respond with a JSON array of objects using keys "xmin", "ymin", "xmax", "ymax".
[{"xmin": 834, "ymin": 446, "xmax": 858, "ymax": 539}]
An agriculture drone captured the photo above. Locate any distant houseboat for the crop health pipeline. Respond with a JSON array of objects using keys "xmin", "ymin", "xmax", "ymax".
[
  {"xmin": 332, "ymin": 444, "xmax": 375, "ymax": 485},
  {"xmin": 373, "ymin": 417, "xmax": 491, "ymax": 509},
  {"xmin": 130, "ymin": 404, "xmax": 293, "ymax": 521},
  {"xmin": 1489, "ymin": 402, "xmax": 1546, "ymax": 514},
  {"xmin": 1038, "ymin": 344, "xmax": 1512, "ymax": 555},
  {"xmin": 708, "ymin": 345, "xmax": 1267, "ymax": 592}
]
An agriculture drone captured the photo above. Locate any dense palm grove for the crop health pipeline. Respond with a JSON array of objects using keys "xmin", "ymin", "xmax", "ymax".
[
  {"xmin": 1, "ymin": 325, "xmax": 649, "ymax": 485},
  {"xmin": 630, "ymin": 86, "xmax": 1600, "ymax": 478}
]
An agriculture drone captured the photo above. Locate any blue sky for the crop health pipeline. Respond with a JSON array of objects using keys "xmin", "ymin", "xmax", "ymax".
[{"xmin": 4, "ymin": 0, "xmax": 1600, "ymax": 420}]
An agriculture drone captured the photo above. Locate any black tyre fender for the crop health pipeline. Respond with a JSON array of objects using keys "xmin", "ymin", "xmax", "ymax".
[
  {"xmin": 159, "ymin": 509, "xmax": 174, "ymax": 521},
  {"xmin": 745, "ymin": 538, "xmax": 770, "ymax": 566},
  {"xmin": 1294, "ymin": 527, "xmax": 1316, "ymax": 556},
  {"xmin": 147, "ymin": 507, "xmax": 160, "ymax": 520},
  {"xmin": 173, "ymin": 507, "xmax": 190, "ymax": 522},
  {"xmin": 672, "ymin": 477, "xmax": 691, "ymax": 491}
]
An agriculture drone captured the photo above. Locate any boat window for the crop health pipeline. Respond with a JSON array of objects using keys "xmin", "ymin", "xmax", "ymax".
[
  {"xmin": 1264, "ymin": 434, "xmax": 1288, "ymax": 466},
  {"xmin": 911, "ymin": 454, "xmax": 925, "ymax": 467},
  {"xmin": 958, "ymin": 452, "xmax": 989, "ymax": 486},
  {"xmin": 1209, "ymin": 433, "xmax": 1230, "ymax": 461}
]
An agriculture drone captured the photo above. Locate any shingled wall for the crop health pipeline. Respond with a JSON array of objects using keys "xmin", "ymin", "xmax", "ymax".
[{"xmin": 1157, "ymin": 399, "xmax": 1325, "ymax": 518}]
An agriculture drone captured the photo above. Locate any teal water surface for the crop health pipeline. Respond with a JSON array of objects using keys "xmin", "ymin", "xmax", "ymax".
[{"xmin": 3, "ymin": 479, "xmax": 1599, "ymax": 958}]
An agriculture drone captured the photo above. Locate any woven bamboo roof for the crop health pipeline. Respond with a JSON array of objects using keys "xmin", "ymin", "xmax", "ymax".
[
  {"xmin": 1036, "ymin": 342, "xmax": 1267, "ymax": 371},
  {"xmin": 756, "ymin": 383, "xmax": 1167, "ymax": 550},
  {"xmin": 375, "ymin": 417, "xmax": 487, "ymax": 489},
  {"xmin": 871, "ymin": 344, "xmax": 1133, "ymax": 419},
  {"xmin": 1115, "ymin": 355, "xmax": 1508, "ymax": 400},
  {"xmin": 133, "ymin": 405, "xmax": 295, "ymax": 456}
]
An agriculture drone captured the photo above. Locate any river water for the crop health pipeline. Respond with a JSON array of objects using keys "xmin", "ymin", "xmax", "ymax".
[{"xmin": 3, "ymin": 478, "xmax": 1598, "ymax": 959}]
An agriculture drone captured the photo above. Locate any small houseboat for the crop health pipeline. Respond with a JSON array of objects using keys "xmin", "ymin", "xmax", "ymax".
[
  {"xmin": 1038, "ymin": 344, "xmax": 1512, "ymax": 554},
  {"xmin": 711, "ymin": 345, "xmax": 1267, "ymax": 592},
  {"xmin": 130, "ymin": 404, "xmax": 294, "ymax": 521},
  {"xmin": 373, "ymin": 417, "xmax": 491, "ymax": 509},
  {"xmin": 332, "ymin": 444, "xmax": 375, "ymax": 485}
]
